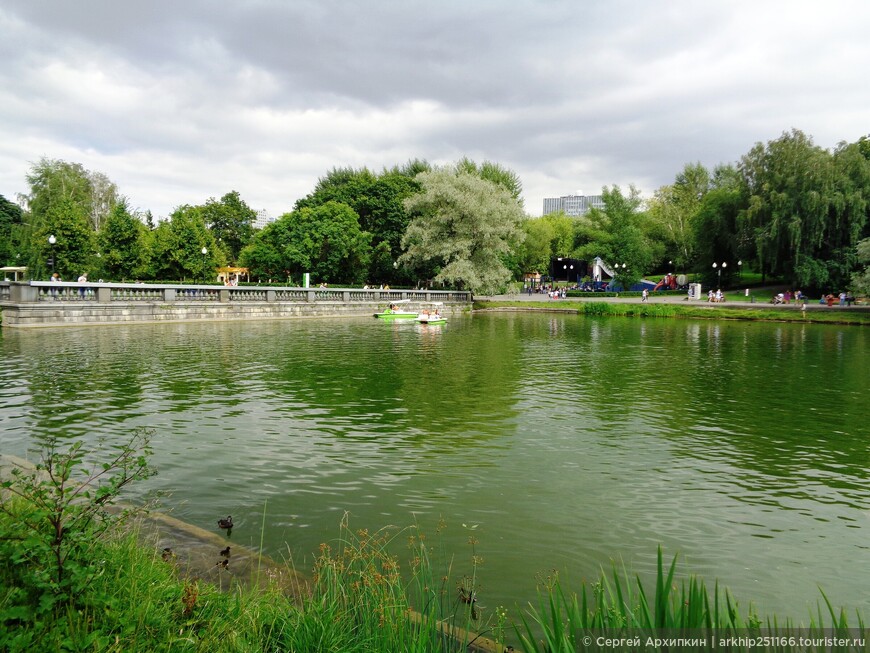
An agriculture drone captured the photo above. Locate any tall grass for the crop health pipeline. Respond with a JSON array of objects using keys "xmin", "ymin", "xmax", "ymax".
[
  {"xmin": 517, "ymin": 548, "xmax": 865, "ymax": 652},
  {"xmin": 2, "ymin": 511, "xmax": 867, "ymax": 652},
  {"xmin": 286, "ymin": 514, "xmax": 497, "ymax": 652}
]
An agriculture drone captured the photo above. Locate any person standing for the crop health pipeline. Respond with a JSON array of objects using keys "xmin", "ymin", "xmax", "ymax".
[
  {"xmin": 642, "ymin": 288, "xmax": 648, "ymax": 302},
  {"xmin": 49, "ymin": 271, "xmax": 62, "ymax": 298}
]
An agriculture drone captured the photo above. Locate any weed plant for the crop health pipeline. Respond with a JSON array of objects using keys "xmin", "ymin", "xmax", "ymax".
[{"xmin": 287, "ymin": 514, "xmax": 498, "ymax": 652}]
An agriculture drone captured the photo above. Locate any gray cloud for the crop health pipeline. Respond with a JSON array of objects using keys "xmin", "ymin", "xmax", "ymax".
[{"xmin": 1, "ymin": 0, "xmax": 868, "ymax": 218}]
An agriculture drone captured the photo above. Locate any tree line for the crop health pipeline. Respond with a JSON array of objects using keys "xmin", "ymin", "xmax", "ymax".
[{"xmin": 1, "ymin": 129, "xmax": 869, "ymax": 295}]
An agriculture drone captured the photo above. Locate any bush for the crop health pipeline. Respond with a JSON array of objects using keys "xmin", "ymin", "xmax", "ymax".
[{"xmin": 0, "ymin": 430, "xmax": 155, "ymax": 647}]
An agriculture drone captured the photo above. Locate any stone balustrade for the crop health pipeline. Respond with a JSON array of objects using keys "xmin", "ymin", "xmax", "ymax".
[{"xmin": 0, "ymin": 281, "xmax": 473, "ymax": 328}]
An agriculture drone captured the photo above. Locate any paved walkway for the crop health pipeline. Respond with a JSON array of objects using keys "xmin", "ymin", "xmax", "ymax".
[{"xmin": 474, "ymin": 293, "xmax": 869, "ymax": 312}]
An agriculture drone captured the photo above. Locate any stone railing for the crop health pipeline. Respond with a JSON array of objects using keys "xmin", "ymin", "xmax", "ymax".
[{"xmin": 1, "ymin": 281, "xmax": 472, "ymax": 306}]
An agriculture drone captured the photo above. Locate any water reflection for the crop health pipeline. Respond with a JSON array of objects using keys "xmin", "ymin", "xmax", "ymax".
[{"xmin": 0, "ymin": 314, "xmax": 868, "ymax": 618}]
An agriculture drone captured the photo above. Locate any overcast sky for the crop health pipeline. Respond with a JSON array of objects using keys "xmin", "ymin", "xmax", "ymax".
[{"xmin": 1, "ymin": 0, "xmax": 868, "ymax": 219}]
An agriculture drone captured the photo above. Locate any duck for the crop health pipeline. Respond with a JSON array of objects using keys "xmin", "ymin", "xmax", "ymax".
[
  {"xmin": 215, "ymin": 558, "xmax": 229, "ymax": 569},
  {"xmin": 217, "ymin": 515, "xmax": 233, "ymax": 530},
  {"xmin": 219, "ymin": 546, "xmax": 231, "ymax": 557},
  {"xmin": 161, "ymin": 547, "xmax": 176, "ymax": 562}
]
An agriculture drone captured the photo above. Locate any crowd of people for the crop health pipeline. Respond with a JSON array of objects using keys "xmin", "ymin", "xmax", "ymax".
[{"xmin": 820, "ymin": 291, "xmax": 856, "ymax": 307}]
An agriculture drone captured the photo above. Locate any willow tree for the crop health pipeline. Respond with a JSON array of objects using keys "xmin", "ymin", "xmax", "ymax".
[
  {"xmin": 400, "ymin": 167, "xmax": 525, "ymax": 294},
  {"xmin": 455, "ymin": 157, "xmax": 524, "ymax": 205},
  {"xmin": 851, "ymin": 238, "xmax": 870, "ymax": 296},
  {"xmin": 739, "ymin": 129, "xmax": 870, "ymax": 289}
]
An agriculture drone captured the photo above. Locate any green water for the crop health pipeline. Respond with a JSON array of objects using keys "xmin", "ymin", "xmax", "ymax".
[{"xmin": 1, "ymin": 314, "xmax": 868, "ymax": 619}]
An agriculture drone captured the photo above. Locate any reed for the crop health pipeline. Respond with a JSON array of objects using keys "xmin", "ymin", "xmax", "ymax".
[{"xmin": 516, "ymin": 547, "xmax": 865, "ymax": 652}]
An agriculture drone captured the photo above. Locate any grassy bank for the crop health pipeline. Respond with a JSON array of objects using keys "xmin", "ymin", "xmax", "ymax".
[
  {"xmin": 474, "ymin": 300, "xmax": 870, "ymax": 326},
  {"xmin": 2, "ymin": 431, "xmax": 867, "ymax": 652},
  {"xmin": 1, "ymin": 509, "xmax": 865, "ymax": 652}
]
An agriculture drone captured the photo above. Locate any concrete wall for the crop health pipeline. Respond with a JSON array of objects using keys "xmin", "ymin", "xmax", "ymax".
[
  {"xmin": 0, "ymin": 281, "xmax": 472, "ymax": 328},
  {"xmin": 0, "ymin": 299, "xmax": 469, "ymax": 328}
]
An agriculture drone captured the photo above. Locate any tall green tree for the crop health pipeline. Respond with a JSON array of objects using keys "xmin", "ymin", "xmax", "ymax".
[
  {"xmin": 201, "ymin": 191, "xmax": 256, "ymax": 263},
  {"xmin": 0, "ymin": 194, "xmax": 24, "ymax": 267},
  {"xmin": 455, "ymin": 157, "xmax": 524, "ymax": 206},
  {"xmin": 236, "ymin": 219, "xmax": 287, "ymax": 281},
  {"xmin": 295, "ymin": 167, "xmax": 421, "ymax": 284},
  {"xmin": 572, "ymin": 185, "xmax": 652, "ymax": 289},
  {"xmin": 850, "ymin": 238, "xmax": 870, "ymax": 296},
  {"xmin": 34, "ymin": 197, "xmax": 95, "ymax": 280},
  {"xmin": 151, "ymin": 206, "xmax": 220, "ymax": 281},
  {"xmin": 87, "ymin": 170, "xmax": 120, "ymax": 232},
  {"xmin": 646, "ymin": 162, "xmax": 711, "ymax": 269},
  {"xmin": 400, "ymin": 167, "xmax": 525, "ymax": 294},
  {"xmin": 692, "ymin": 165, "xmax": 746, "ymax": 287},
  {"xmin": 19, "ymin": 159, "xmax": 123, "ymax": 276},
  {"xmin": 739, "ymin": 129, "xmax": 870, "ymax": 289},
  {"xmin": 240, "ymin": 201, "xmax": 372, "ymax": 285},
  {"xmin": 97, "ymin": 200, "xmax": 149, "ymax": 281},
  {"xmin": 23, "ymin": 158, "xmax": 93, "ymax": 231},
  {"xmin": 540, "ymin": 211, "xmax": 575, "ymax": 259},
  {"xmin": 515, "ymin": 216, "xmax": 557, "ymax": 277}
]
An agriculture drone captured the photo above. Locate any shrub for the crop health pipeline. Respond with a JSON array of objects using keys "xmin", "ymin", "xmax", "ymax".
[{"xmin": 0, "ymin": 430, "xmax": 155, "ymax": 644}]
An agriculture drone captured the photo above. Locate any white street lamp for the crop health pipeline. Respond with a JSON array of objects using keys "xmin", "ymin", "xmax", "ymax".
[
  {"xmin": 712, "ymin": 261, "xmax": 727, "ymax": 286},
  {"xmin": 48, "ymin": 234, "xmax": 57, "ymax": 274}
]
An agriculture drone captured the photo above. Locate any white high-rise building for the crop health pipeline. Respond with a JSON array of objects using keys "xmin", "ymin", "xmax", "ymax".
[
  {"xmin": 254, "ymin": 209, "xmax": 275, "ymax": 229},
  {"xmin": 542, "ymin": 191, "xmax": 605, "ymax": 217}
]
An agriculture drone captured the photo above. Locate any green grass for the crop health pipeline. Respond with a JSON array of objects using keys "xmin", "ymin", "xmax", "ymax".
[
  {"xmin": 1, "ymin": 508, "xmax": 867, "ymax": 652},
  {"xmin": 474, "ymin": 300, "xmax": 870, "ymax": 326},
  {"xmin": 0, "ymin": 503, "xmax": 501, "ymax": 653},
  {"xmin": 517, "ymin": 548, "xmax": 865, "ymax": 652},
  {"xmin": 3, "ymin": 438, "xmax": 868, "ymax": 653}
]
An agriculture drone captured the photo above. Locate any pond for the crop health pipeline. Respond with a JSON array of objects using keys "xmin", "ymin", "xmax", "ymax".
[{"xmin": 1, "ymin": 313, "xmax": 867, "ymax": 620}]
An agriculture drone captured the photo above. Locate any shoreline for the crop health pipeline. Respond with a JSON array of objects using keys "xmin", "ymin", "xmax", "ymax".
[{"xmin": 472, "ymin": 297, "xmax": 870, "ymax": 326}]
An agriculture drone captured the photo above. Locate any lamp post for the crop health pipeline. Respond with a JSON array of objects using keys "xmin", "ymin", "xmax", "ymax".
[
  {"xmin": 712, "ymin": 261, "xmax": 727, "ymax": 287},
  {"xmin": 737, "ymin": 260, "xmax": 742, "ymax": 283},
  {"xmin": 201, "ymin": 247, "xmax": 208, "ymax": 282},
  {"xmin": 48, "ymin": 234, "xmax": 56, "ymax": 275}
]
